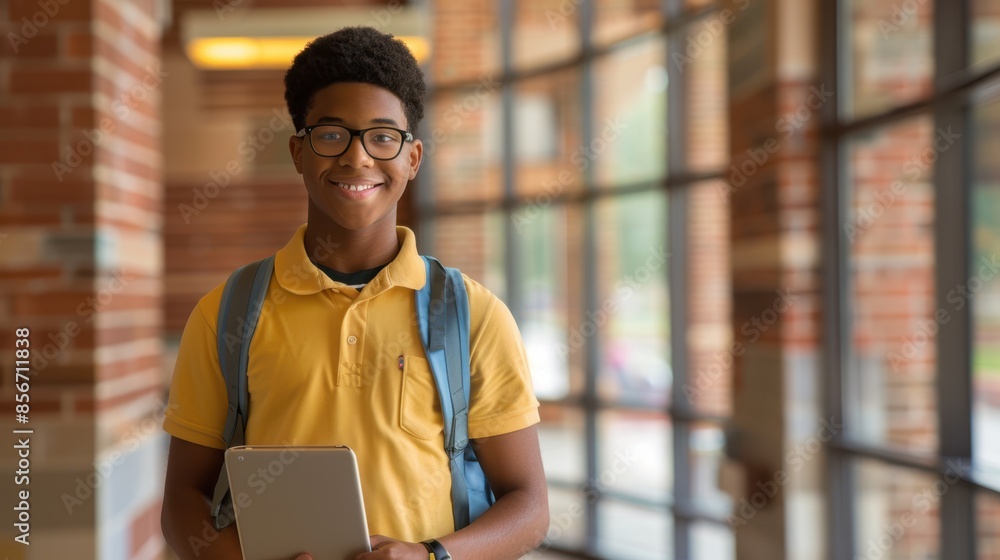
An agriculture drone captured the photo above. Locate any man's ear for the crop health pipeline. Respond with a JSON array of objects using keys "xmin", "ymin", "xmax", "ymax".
[
  {"xmin": 289, "ymin": 135, "xmax": 304, "ymax": 174},
  {"xmin": 407, "ymin": 138, "xmax": 423, "ymax": 181}
]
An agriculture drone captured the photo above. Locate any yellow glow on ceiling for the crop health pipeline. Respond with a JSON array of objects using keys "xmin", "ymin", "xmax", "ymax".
[{"xmin": 186, "ymin": 36, "xmax": 431, "ymax": 70}]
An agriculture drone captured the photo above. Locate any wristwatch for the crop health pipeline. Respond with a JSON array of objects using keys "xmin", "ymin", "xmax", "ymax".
[{"xmin": 422, "ymin": 539, "xmax": 452, "ymax": 560}]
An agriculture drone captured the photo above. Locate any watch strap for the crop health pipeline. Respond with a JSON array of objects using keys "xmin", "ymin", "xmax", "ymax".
[{"xmin": 422, "ymin": 539, "xmax": 451, "ymax": 560}]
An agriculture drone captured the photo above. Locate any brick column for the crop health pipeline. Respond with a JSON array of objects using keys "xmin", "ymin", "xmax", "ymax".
[
  {"xmin": 724, "ymin": 0, "xmax": 826, "ymax": 559},
  {"xmin": 0, "ymin": 0, "xmax": 165, "ymax": 558}
]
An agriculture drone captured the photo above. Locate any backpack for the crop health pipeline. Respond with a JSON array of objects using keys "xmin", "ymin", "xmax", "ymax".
[{"xmin": 208, "ymin": 255, "xmax": 495, "ymax": 531}]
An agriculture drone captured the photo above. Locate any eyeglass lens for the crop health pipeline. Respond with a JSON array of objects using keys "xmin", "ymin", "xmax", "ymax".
[{"xmin": 309, "ymin": 125, "xmax": 404, "ymax": 159}]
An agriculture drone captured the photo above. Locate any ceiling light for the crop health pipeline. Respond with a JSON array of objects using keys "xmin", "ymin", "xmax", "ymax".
[
  {"xmin": 182, "ymin": 6, "xmax": 429, "ymax": 70},
  {"xmin": 186, "ymin": 35, "xmax": 430, "ymax": 70}
]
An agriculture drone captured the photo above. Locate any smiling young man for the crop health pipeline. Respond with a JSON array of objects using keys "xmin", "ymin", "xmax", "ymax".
[{"xmin": 160, "ymin": 27, "xmax": 548, "ymax": 560}]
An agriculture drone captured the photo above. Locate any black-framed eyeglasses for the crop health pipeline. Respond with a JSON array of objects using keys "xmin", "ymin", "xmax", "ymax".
[{"xmin": 294, "ymin": 124, "xmax": 415, "ymax": 161}]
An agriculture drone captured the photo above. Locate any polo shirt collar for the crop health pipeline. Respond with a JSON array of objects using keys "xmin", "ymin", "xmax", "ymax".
[{"xmin": 274, "ymin": 224, "xmax": 427, "ymax": 295}]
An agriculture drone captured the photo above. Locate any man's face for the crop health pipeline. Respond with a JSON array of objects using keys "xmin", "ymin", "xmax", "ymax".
[{"xmin": 289, "ymin": 82, "xmax": 422, "ymax": 232}]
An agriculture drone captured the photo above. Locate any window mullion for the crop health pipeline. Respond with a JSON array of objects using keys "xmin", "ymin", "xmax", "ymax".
[
  {"xmin": 667, "ymin": 20, "xmax": 692, "ymax": 560},
  {"xmin": 822, "ymin": 0, "xmax": 855, "ymax": 558},
  {"xmin": 578, "ymin": 0, "xmax": 601, "ymax": 554},
  {"xmin": 933, "ymin": 0, "xmax": 975, "ymax": 557}
]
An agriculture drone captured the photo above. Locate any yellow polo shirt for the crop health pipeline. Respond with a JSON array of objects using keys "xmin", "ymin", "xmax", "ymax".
[{"xmin": 163, "ymin": 224, "xmax": 539, "ymax": 542}]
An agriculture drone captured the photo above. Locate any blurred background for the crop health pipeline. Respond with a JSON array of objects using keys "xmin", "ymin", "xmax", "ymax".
[{"xmin": 0, "ymin": 0, "xmax": 999, "ymax": 558}]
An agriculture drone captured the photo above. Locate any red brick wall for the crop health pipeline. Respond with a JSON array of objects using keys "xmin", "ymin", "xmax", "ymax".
[
  {"xmin": 847, "ymin": 116, "xmax": 937, "ymax": 454},
  {"xmin": 430, "ymin": 0, "xmax": 497, "ymax": 85},
  {"xmin": 1, "ymin": 0, "xmax": 167, "ymax": 557},
  {"xmin": 91, "ymin": 0, "xmax": 164, "ymax": 413},
  {"xmin": 163, "ymin": 177, "xmax": 307, "ymax": 332},
  {"xmin": 685, "ymin": 14, "xmax": 732, "ymax": 417},
  {"xmin": 843, "ymin": 3, "xmax": 944, "ymax": 557},
  {"xmin": 1, "ymin": 0, "xmax": 100, "ymax": 409}
]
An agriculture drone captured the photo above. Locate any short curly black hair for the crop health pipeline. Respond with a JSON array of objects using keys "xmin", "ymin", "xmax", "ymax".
[{"xmin": 284, "ymin": 26, "xmax": 426, "ymax": 134}]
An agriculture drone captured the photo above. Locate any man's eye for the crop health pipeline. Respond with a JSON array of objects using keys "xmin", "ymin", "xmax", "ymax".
[
  {"xmin": 372, "ymin": 134, "xmax": 397, "ymax": 143},
  {"xmin": 318, "ymin": 132, "xmax": 342, "ymax": 141}
]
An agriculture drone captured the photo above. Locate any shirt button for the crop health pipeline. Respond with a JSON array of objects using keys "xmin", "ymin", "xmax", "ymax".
[{"xmin": 347, "ymin": 335, "xmax": 358, "ymax": 345}]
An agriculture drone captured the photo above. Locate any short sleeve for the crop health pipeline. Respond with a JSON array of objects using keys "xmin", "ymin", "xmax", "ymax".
[
  {"xmin": 162, "ymin": 297, "xmax": 229, "ymax": 449},
  {"xmin": 466, "ymin": 279, "xmax": 540, "ymax": 439}
]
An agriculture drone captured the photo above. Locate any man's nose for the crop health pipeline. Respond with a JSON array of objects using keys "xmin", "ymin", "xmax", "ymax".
[{"xmin": 338, "ymin": 135, "xmax": 374, "ymax": 168}]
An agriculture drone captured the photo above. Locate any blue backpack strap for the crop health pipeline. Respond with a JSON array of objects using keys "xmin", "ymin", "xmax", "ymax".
[
  {"xmin": 443, "ymin": 265, "xmax": 495, "ymax": 522},
  {"xmin": 209, "ymin": 255, "xmax": 274, "ymax": 530},
  {"xmin": 416, "ymin": 256, "xmax": 494, "ymax": 530}
]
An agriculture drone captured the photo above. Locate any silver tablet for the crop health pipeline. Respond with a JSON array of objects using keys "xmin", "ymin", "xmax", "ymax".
[{"xmin": 225, "ymin": 445, "xmax": 372, "ymax": 560}]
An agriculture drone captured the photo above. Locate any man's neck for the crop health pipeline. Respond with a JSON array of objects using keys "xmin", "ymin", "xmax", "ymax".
[{"xmin": 303, "ymin": 211, "xmax": 399, "ymax": 273}]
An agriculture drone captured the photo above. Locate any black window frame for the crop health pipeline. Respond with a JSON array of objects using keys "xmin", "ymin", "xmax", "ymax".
[
  {"xmin": 419, "ymin": 0, "xmax": 735, "ymax": 558},
  {"xmin": 820, "ymin": 1, "xmax": 1000, "ymax": 558}
]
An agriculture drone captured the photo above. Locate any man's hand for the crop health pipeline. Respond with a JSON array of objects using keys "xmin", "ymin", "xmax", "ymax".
[
  {"xmin": 353, "ymin": 535, "xmax": 427, "ymax": 559},
  {"xmin": 294, "ymin": 534, "xmax": 425, "ymax": 560}
]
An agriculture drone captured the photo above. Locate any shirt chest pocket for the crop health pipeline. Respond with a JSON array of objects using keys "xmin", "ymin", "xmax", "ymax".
[{"xmin": 399, "ymin": 355, "xmax": 444, "ymax": 440}]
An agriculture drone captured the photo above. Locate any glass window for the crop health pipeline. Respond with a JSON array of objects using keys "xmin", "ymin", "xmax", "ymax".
[
  {"xmin": 598, "ymin": 410, "xmax": 672, "ymax": 502},
  {"xmin": 594, "ymin": 190, "xmax": 670, "ymax": 407},
  {"xmin": 427, "ymin": 87, "xmax": 502, "ymax": 204},
  {"xmin": 842, "ymin": 0, "xmax": 934, "ymax": 118},
  {"xmin": 691, "ymin": 521, "xmax": 735, "ymax": 560},
  {"xmin": 482, "ymin": 211, "xmax": 507, "ymax": 301},
  {"xmin": 593, "ymin": 37, "xmax": 668, "ymax": 188},
  {"xmin": 594, "ymin": 0, "xmax": 663, "ymax": 47},
  {"xmin": 832, "ymin": 0, "xmax": 1000, "ymax": 557},
  {"xmin": 681, "ymin": 17, "xmax": 729, "ymax": 174},
  {"xmin": 977, "ymin": 491, "xmax": 1000, "ymax": 559},
  {"xmin": 513, "ymin": 0, "xmax": 580, "ymax": 70},
  {"xmin": 973, "ymin": 93, "xmax": 1000, "ymax": 471},
  {"xmin": 431, "ymin": 213, "xmax": 503, "ymax": 292},
  {"xmin": 426, "ymin": 2, "xmax": 734, "ymax": 557},
  {"xmin": 843, "ymin": 115, "xmax": 938, "ymax": 456},
  {"xmin": 597, "ymin": 499, "xmax": 671, "ymax": 560},
  {"xmin": 688, "ymin": 421, "xmax": 731, "ymax": 511},
  {"xmin": 853, "ymin": 460, "xmax": 943, "ymax": 560},
  {"xmin": 538, "ymin": 404, "xmax": 586, "ymax": 483},
  {"xmin": 685, "ymin": 181, "xmax": 732, "ymax": 416},
  {"xmin": 514, "ymin": 69, "xmax": 584, "ymax": 198},
  {"xmin": 544, "ymin": 487, "xmax": 588, "ymax": 550},
  {"xmin": 515, "ymin": 204, "xmax": 575, "ymax": 400},
  {"xmin": 972, "ymin": 0, "xmax": 1000, "ymax": 68}
]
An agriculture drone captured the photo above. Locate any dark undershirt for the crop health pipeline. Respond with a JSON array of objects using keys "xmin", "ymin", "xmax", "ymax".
[{"xmin": 311, "ymin": 260, "xmax": 388, "ymax": 289}]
